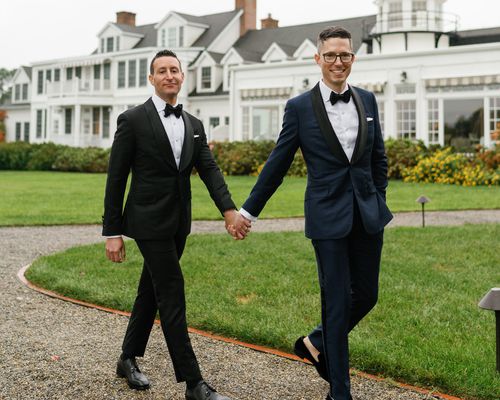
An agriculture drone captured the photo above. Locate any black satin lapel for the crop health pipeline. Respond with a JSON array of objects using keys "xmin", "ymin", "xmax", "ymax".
[
  {"xmin": 310, "ymin": 83, "xmax": 349, "ymax": 165},
  {"xmin": 144, "ymin": 99, "xmax": 177, "ymax": 170},
  {"xmin": 350, "ymin": 87, "xmax": 367, "ymax": 165},
  {"xmin": 179, "ymin": 111, "xmax": 194, "ymax": 172}
]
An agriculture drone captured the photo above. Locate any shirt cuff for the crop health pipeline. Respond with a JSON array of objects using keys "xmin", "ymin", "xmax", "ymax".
[
  {"xmin": 105, "ymin": 235, "xmax": 122, "ymax": 239},
  {"xmin": 239, "ymin": 208, "xmax": 257, "ymax": 222}
]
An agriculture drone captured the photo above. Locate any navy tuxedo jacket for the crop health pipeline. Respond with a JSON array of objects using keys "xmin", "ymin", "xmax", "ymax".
[
  {"xmin": 242, "ymin": 83, "xmax": 393, "ymax": 239},
  {"xmin": 102, "ymin": 98, "xmax": 235, "ymax": 239}
]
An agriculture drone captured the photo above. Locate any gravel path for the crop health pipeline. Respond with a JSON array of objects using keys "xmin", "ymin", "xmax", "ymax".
[{"xmin": 3, "ymin": 210, "xmax": 495, "ymax": 400}]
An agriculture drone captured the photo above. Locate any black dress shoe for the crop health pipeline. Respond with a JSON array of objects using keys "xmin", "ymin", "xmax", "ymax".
[
  {"xmin": 116, "ymin": 357, "xmax": 150, "ymax": 390},
  {"xmin": 294, "ymin": 336, "xmax": 328, "ymax": 381},
  {"xmin": 185, "ymin": 380, "xmax": 231, "ymax": 400},
  {"xmin": 325, "ymin": 396, "xmax": 353, "ymax": 400}
]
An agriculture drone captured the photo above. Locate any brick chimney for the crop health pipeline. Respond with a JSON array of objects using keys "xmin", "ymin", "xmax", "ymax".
[
  {"xmin": 235, "ymin": 0, "xmax": 256, "ymax": 36},
  {"xmin": 116, "ymin": 11, "xmax": 136, "ymax": 26},
  {"xmin": 261, "ymin": 13, "xmax": 278, "ymax": 29}
]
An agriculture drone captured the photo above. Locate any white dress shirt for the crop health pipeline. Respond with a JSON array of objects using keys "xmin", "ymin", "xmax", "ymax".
[
  {"xmin": 240, "ymin": 80, "xmax": 359, "ymax": 223},
  {"xmin": 151, "ymin": 93, "xmax": 185, "ymax": 169},
  {"xmin": 319, "ymin": 79, "xmax": 359, "ymax": 162}
]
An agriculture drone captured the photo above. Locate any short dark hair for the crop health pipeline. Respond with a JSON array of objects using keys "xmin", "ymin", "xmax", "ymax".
[
  {"xmin": 149, "ymin": 50, "xmax": 182, "ymax": 74},
  {"xmin": 317, "ymin": 26, "xmax": 353, "ymax": 51}
]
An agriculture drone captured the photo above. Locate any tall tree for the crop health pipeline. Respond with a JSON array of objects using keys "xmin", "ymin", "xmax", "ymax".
[{"xmin": 0, "ymin": 68, "xmax": 15, "ymax": 104}]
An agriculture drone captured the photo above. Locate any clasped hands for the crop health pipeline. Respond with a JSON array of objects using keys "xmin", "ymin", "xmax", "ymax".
[{"xmin": 224, "ymin": 209, "xmax": 252, "ymax": 240}]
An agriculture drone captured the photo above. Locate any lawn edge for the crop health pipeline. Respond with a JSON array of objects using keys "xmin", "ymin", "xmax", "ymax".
[{"xmin": 17, "ymin": 263, "xmax": 468, "ymax": 400}]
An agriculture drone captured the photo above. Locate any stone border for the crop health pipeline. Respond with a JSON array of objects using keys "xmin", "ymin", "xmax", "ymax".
[{"xmin": 18, "ymin": 263, "xmax": 464, "ymax": 400}]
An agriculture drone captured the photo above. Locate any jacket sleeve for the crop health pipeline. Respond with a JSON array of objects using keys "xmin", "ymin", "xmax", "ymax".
[
  {"xmin": 370, "ymin": 93, "xmax": 388, "ymax": 200},
  {"xmin": 194, "ymin": 120, "xmax": 236, "ymax": 214},
  {"xmin": 242, "ymin": 99, "xmax": 300, "ymax": 217},
  {"xmin": 102, "ymin": 113, "xmax": 135, "ymax": 236}
]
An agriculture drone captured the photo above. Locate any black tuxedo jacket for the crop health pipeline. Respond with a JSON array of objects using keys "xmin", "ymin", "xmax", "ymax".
[
  {"xmin": 102, "ymin": 98, "xmax": 235, "ymax": 239},
  {"xmin": 242, "ymin": 83, "xmax": 392, "ymax": 239}
]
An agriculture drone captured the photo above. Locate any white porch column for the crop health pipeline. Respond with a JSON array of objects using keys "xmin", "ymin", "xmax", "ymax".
[{"xmin": 74, "ymin": 104, "xmax": 81, "ymax": 146}]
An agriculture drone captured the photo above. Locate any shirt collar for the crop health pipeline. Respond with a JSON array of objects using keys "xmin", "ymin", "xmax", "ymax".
[
  {"xmin": 319, "ymin": 80, "xmax": 350, "ymax": 104},
  {"xmin": 152, "ymin": 93, "xmax": 179, "ymax": 113}
]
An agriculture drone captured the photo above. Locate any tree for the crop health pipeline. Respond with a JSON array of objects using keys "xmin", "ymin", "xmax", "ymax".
[{"xmin": 0, "ymin": 68, "xmax": 15, "ymax": 104}]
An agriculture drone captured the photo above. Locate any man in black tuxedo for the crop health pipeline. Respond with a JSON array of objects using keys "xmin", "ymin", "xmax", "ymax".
[
  {"xmin": 232, "ymin": 27, "xmax": 392, "ymax": 399},
  {"xmin": 103, "ymin": 50, "xmax": 245, "ymax": 400}
]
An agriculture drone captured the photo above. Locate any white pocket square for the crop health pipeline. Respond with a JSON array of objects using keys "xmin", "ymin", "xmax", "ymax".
[
  {"xmin": 194, "ymin": 134, "xmax": 200, "ymax": 138},
  {"xmin": 366, "ymin": 117, "xmax": 374, "ymax": 122}
]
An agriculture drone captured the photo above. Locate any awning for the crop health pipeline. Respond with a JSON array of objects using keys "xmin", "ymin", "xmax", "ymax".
[
  {"xmin": 425, "ymin": 75, "xmax": 500, "ymax": 88},
  {"xmin": 240, "ymin": 87, "xmax": 292, "ymax": 100},
  {"xmin": 351, "ymin": 82, "xmax": 386, "ymax": 93}
]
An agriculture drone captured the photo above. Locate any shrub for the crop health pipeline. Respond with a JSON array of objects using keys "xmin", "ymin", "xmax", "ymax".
[
  {"xmin": 402, "ymin": 147, "xmax": 499, "ymax": 186},
  {"xmin": 26, "ymin": 143, "xmax": 65, "ymax": 170},
  {"xmin": 211, "ymin": 141, "xmax": 275, "ymax": 175},
  {"xmin": 385, "ymin": 139, "xmax": 433, "ymax": 179},
  {"xmin": 0, "ymin": 142, "xmax": 35, "ymax": 170},
  {"xmin": 52, "ymin": 146, "xmax": 109, "ymax": 172}
]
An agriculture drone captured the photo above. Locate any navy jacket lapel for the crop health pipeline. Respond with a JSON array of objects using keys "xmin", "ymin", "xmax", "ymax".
[
  {"xmin": 350, "ymin": 86, "xmax": 368, "ymax": 165},
  {"xmin": 144, "ymin": 98, "xmax": 177, "ymax": 170},
  {"xmin": 179, "ymin": 111, "xmax": 194, "ymax": 172},
  {"xmin": 310, "ymin": 83, "xmax": 349, "ymax": 165}
]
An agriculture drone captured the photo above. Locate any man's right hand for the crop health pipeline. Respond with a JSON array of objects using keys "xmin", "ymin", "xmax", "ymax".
[{"xmin": 106, "ymin": 237, "xmax": 126, "ymax": 263}]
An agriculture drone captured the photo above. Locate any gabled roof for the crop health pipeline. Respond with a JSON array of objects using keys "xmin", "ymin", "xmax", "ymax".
[
  {"xmin": 190, "ymin": 10, "xmax": 241, "ymax": 47},
  {"xmin": 189, "ymin": 83, "xmax": 228, "ymax": 97},
  {"xmin": 21, "ymin": 66, "xmax": 32, "ymax": 79},
  {"xmin": 232, "ymin": 15, "xmax": 376, "ymax": 62},
  {"xmin": 451, "ymin": 26, "xmax": 500, "ymax": 46}
]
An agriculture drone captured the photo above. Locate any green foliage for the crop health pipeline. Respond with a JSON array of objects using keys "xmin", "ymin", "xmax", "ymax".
[
  {"xmin": 384, "ymin": 138, "xmax": 433, "ymax": 179},
  {"xmin": 211, "ymin": 140, "xmax": 275, "ymax": 175},
  {"xmin": 27, "ymin": 225, "xmax": 500, "ymax": 399},
  {"xmin": 26, "ymin": 142, "xmax": 63, "ymax": 170},
  {"xmin": 0, "ymin": 142, "xmax": 35, "ymax": 169},
  {"xmin": 52, "ymin": 146, "xmax": 109, "ymax": 172}
]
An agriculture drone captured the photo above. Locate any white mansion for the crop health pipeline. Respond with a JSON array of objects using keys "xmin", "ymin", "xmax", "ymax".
[{"xmin": 4, "ymin": 0, "xmax": 500, "ymax": 149}]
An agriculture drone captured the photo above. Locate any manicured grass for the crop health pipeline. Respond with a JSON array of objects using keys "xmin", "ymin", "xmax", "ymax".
[
  {"xmin": 1, "ymin": 171, "xmax": 499, "ymax": 226},
  {"xmin": 27, "ymin": 225, "xmax": 500, "ymax": 399}
]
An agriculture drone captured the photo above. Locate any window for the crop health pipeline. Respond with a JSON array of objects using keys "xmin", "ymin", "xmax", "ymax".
[
  {"xmin": 128, "ymin": 60, "xmax": 137, "ymax": 87},
  {"xmin": 106, "ymin": 37, "xmax": 114, "ymax": 52},
  {"xmin": 102, "ymin": 107, "xmax": 110, "ymax": 138},
  {"xmin": 46, "ymin": 69, "xmax": 52, "ymax": 82},
  {"xmin": 388, "ymin": 1, "xmax": 403, "ymax": 29},
  {"xmin": 252, "ymin": 106, "xmax": 280, "ymax": 141},
  {"xmin": 242, "ymin": 107, "xmax": 250, "ymax": 140},
  {"xmin": 139, "ymin": 59, "xmax": 148, "ymax": 87},
  {"xmin": 224, "ymin": 116, "xmax": 229, "ymax": 125},
  {"xmin": 75, "ymin": 67, "xmax": 82, "ymax": 79},
  {"xmin": 14, "ymin": 84, "xmax": 20, "ymax": 101},
  {"xmin": 490, "ymin": 97, "xmax": 500, "ymax": 144},
  {"xmin": 36, "ymin": 110, "xmax": 43, "ymax": 138},
  {"xmin": 94, "ymin": 64, "xmax": 101, "ymax": 80},
  {"xmin": 161, "ymin": 29, "xmax": 166, "ymax": 47},
  {"xmin": 168, "ymin": 27, "xmax": 177, "ymax": 47},
  {"xmin": 92, "ymin": 107, "xmax": 101, "ymax": 135},
  {"xmin": 37, "ymin": 70, "xmax": 43, "ymax": 94},
  {"xmin": 201, "ymin": 67, "xmax": 211, "ymax": 89},
  {"xmin": 443, "ymin": 99, "xmax": 483, "ymax": 149},
  {"xmin": 65, "ymin": 108, "xmax": 72, "ymax": 134},
  {"xmin": 100, "ymin": 38, "xmax": 105, "ymax": 53},
  {"xmin": 376, "ymin": 98, "xmax": 385, "ymax": 135},
  {"xmin": 428, "ymin": 99, "xmax": 439, "ymax": 144},
  {"xmin": 396, "ymin": 100, "xmax": 416, "ymax": 140},
  {"xmin": 179, "ymin": 26, "xmax": 184, "ymax": 47},
  {"xmin": 66, "ymin": 67, "xmax": 73, "ymax": 81},
  {"xmin": 22, "ymin": 84, "xmax": 28, "ymax": 100},
  {"xmin": 116, "ymin": 36, "xmax": 120, "ymax": 51},
  {"xmin": 23, "ymin": 122, "xmax": 30, "ymax": 142},
  {"xmin": 15, "ymin": 122, "xmax": 21, "ymax": 141},
  {"xmin": 53, "ymin": 119, "xmax": 59, "ymax": 135},
  {"xmin": 104, "ymin": 63, "xmax": 111, "ymax": 89},
  {"xmin": 54, "ymin": 69, "xmax": 60, "ymax": 82},
  {"xmin": 412, "ymin": 0, "xmax": 426, "ymax": 27},
  {"xmin": 209, "ymin": 117, "xmax": 220, "ymax": 128},
  {"xmin": 118, "ymin": 62, "xmax": 126, "ymax": 88}
]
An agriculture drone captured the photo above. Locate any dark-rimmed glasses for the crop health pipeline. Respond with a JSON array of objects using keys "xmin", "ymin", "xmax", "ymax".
[{"xmin": 322, "ymin": 52, "xmax": 354, "ymax": 63}]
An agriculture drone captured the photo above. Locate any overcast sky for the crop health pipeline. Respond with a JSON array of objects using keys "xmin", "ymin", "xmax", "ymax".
[{"xmin": 2, "ymin": 0, "xmax": 499, "ymax": 70}]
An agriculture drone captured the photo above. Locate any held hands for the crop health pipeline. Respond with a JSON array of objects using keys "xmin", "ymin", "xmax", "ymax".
[
  {"xmin": 224, "ymin": 209, "xmax": 251, "ymax": 240},
  {"xmin": 105, "ymin": 237, "xmax": 126, "ymax": 262}
]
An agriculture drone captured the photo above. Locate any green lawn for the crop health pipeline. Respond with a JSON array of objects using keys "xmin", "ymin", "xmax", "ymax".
[
  {"xmin": 26, "ymin": 225, "xmax": 500, "ymax": 400},
  {"xmin": 1, "ymin": 171, "xmax": 499, "ymax": 226}
]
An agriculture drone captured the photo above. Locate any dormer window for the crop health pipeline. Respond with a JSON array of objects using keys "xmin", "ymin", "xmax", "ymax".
[
  {"xmin": 106, "ymin": 37, "xmax": 114, "ymax": 52},
  {"xmin": 161, "ymin": 26, "xmax": 184, "ymax": 48},
  {"xmin": 201, "ymin": 67, "xmax": 211, "ymax": 89}
]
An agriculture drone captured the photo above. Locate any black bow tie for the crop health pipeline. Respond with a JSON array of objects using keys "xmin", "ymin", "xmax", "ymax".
[
  {"xmin": 164, "ymin": 103, "xmax": 183, "ymax": 118},
  {"xmin": 329, "ymin": 89, "xmax": 351, "ymax": 105}
]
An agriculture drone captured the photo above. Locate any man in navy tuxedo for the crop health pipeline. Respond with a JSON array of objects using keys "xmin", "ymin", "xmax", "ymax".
[{"xmin": 232, "ymin": 26, "xmax": 392, "ymax": 400}]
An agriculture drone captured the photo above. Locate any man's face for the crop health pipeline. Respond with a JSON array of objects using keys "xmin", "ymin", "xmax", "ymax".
[
  {"xmin": 149, "ymin": 56, "xmax": 184, "ymax": 102},
  {"xmin": 314, "ymin": 37, "xmax": 355, "ymax": 92}
]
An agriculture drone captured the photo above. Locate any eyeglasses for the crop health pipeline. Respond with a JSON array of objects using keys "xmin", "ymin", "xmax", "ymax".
[{"xmin": 322, "ymin": 52, "xmax": 354, "ymax": 63}]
